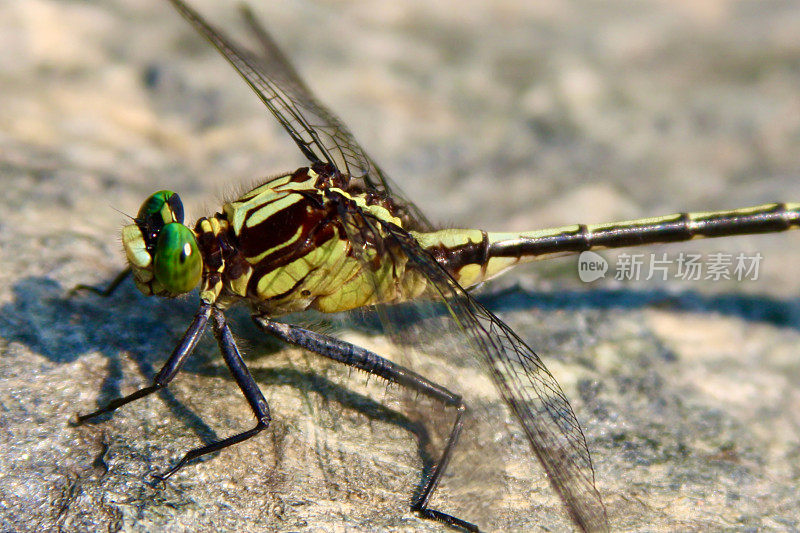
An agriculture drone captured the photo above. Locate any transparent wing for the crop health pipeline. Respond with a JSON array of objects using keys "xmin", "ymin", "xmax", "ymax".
[
  {"xmin": 336, "ymin": 199, "xmax": 609, "ymax": 532},
  {"xmin": 166, "ymin": 0, "xmax": 431, "ymax": 230}
]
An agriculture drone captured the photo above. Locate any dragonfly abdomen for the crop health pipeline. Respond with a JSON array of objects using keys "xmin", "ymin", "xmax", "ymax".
[{"xmin": 414, "ymin": 202, "xmax": 800, "ymax": 288}]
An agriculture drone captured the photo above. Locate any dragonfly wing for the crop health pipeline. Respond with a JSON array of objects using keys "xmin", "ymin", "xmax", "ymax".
[
  {"xmin": 336, "ymin": 200, "xmax": 609, "ymax": 532},
  {"xmin": 166, "ymin": 0, "xmax": 431, "ymax": 230}
]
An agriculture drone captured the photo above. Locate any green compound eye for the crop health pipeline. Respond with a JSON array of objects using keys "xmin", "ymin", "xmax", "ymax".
[
  {"xmin": 153, "ymin": 223, "xmax": 202, "ymax": 294},
  {"xmin": 138, "ymin": 190, "xmax": 184, "ymax": 225}
]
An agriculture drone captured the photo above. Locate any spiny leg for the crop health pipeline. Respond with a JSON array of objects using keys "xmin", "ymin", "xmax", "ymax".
[
  {"xmin": 68, "ymin": 267, "xmax": 132, "ymax": 298},
  {"xmin": 73, "ymin": 303, "xmax": 211, "ymax": 424},
  {"xmin": 153, "ymin": 308, "xmax": 272, "ymax": 482},
  {"xmin": 253, "ymin": 316, "xmax": 476, "ymax": 533}
]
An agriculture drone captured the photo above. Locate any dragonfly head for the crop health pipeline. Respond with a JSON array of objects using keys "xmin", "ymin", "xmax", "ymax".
[{"xmin": 122, "ymin": 190, "xmax": 202, "ymax": 297}]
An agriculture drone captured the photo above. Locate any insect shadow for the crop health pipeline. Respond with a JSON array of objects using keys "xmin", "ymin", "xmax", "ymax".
[
  {"xmin": 482, "ymin": 283, "xmax": 800, "ymax": 330},
  {"xmin": 0, "ymin": 274, "xmax": 446, "ymax": 497},
  {"xmin": 4, "ymin": 273, "xmax": 799, "ymax": 410},
  {"xmin": 2, "ymin": 273, "xmax": 798, "ymax": 498}
]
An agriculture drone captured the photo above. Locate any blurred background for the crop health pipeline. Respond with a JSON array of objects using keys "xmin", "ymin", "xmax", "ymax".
[{"xmin": 1, "ymin": 1, "xmax": 799, "ymax": 531}]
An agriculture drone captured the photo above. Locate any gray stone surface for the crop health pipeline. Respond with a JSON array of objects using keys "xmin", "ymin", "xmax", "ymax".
[{"xmin": 1, "ymin": 1, "xmax": 799, "ymax": 532}]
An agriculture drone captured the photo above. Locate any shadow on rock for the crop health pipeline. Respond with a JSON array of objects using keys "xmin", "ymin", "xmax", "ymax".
[
  {"xmin": 0, "ymin": 274, "xmax": 442, "ymax": 488},
  {"xmin": 0, "ymin": 275, "xmax": 222, "ymax": 445},
  {"xmin": 480, "ymin": 285, "xmax": 800, "ymax": 330}
]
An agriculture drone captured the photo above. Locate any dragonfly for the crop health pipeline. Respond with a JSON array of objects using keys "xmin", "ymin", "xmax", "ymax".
[{"xmin": 72, "ymin": 0, "xmax": 800, "ymax": 531}]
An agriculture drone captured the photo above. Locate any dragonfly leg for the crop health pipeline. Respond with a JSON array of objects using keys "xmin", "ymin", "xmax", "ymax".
[
  {"xmin": 73, "ymin": 303, "xmax": 211, "ymax": 424},
  {"xmin": 253, "ymin": 316, "xmax": 478, "ymax": 533},
  {"xmin": 68, "ymin": 267, "xmax": 132, "ymax": 297},
  {"xmin": 153, "ymin": 308, "xmax": 271, "ymax": 482}
]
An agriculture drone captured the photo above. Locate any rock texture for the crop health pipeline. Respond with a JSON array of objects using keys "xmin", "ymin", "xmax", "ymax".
[{"xmin": 1, "ymin": 1, "xmax": 799, "ymax": 531}]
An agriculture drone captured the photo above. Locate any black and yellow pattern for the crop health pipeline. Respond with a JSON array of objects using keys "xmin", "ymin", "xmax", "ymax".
[
  {"xmin": 88, "ymin": 1, "xmax": 800, "ymax": 532},
  {"xmin": 146, "ymin": 183, "xmax": 798, "ymax": 314}
]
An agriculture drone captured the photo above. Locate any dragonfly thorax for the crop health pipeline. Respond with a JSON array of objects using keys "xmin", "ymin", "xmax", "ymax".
[
  {"xmin": 167, "ymin": 165, "xmax": 430, "ymax": 315},
  {"xmin": 122, "ymin": 190, "xmax": 202, "ymax": 298}
]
